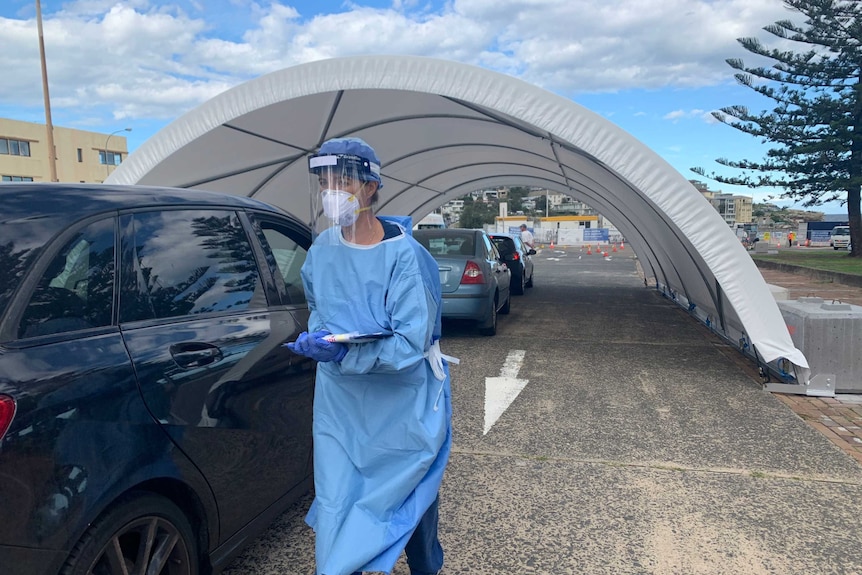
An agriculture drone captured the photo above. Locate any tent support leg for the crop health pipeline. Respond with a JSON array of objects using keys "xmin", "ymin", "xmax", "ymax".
[{"xmin": 765, "ymin": 373, "xmax": 836, "ymax": 397}]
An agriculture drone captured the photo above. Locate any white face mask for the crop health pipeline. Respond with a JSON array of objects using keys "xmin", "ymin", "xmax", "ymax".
[{"xmin": 321, "ymin": 189, "xmax": 361, "ymax": 226}]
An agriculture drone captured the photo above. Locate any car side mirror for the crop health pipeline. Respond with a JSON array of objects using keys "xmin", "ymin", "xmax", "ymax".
[{"xmin": 528, "ymin": 249, "xmax": 536, "ymax": 255}]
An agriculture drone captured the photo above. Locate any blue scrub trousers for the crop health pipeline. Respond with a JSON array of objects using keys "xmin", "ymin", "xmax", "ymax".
[{"xmin": 351, "ymin": 496, "xmax": 443, "ymax": 575}]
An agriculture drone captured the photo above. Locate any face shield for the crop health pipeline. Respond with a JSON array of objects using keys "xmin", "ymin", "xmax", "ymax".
[{"xmin": 309, "ymin": 152, "xmax": 381, "ymax": 245}]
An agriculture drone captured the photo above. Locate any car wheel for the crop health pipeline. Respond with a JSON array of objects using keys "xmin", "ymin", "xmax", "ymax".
[
  {"xmin": 479, "ymin": 297, "xmax": 497, "ymax": 336},
  {"xmin": 525, "ymin": 271, "xmax": 533, "ymax": 288},
  {"xmin": 512, "ymin": 272, "xmax": 525, "ymax": 295},
  {"xmin": 61, "ymin": 492, "xmax": 199, "ymax": 575},
  {"xmin": 499, "ymin": 290, "xmax": 511, "ymax": 314}
]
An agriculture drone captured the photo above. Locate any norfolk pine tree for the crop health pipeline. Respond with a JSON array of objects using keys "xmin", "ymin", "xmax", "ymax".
[{"xmin": 692, "ymin": 0, "xmax": 862, "ymax": 256}]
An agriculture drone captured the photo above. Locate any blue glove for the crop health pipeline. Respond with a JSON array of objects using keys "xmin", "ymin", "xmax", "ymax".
[{"xmin": 286, "ymin": 330, "xmax": 347, "ymax": 363}]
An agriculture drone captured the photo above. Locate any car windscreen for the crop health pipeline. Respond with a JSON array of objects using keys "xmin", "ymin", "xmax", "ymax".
[{"xmin": 414, "ymin": 232, "xmax": 475, "ymax": 256}]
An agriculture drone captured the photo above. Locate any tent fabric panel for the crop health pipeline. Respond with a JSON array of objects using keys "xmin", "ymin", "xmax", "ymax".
[
  {"xmin": 226, "ymin": 93, "xmax": 338, "ymax": 151},
  {"xmin": 134, "ymin": 126, "xmax": 298, "ymax": 191}
]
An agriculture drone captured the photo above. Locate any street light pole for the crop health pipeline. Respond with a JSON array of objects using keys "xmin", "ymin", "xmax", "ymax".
[
  {"xmin": 104, "ymin": 128, "xmax": 131, "ymax": 180},
  {"xmin": 36, "ymin": 0, "xmax": 58, "ymax": 182}
]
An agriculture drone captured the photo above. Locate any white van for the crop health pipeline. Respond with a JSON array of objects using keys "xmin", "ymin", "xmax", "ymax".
[
  {"xmin": 414, "ymin": 213, "xmax": 446, "ymax": 230},
  {"xmin": 830, "ymin": 225, "xmax": 851, "ymax": 250}
]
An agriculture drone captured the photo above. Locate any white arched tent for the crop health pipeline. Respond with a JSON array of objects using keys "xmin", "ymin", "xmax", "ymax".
[{"xmin": 108, "ymin": 54, "xmax": 814, "ymax": 389}]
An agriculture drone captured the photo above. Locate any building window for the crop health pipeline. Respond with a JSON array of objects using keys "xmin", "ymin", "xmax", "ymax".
[
  {"xmin": 99, "ymin": 151, "xmax": 122, "ymax": 166},
  {"xmin": 1, "ymin": 175, "xmax": 34, "ymax": 182},
  {"xmin": 0, "ymin": 138, "xmax": 31, "ymax": 157},
  {"xmin": 77, "ymin": 148, "xmax": 83, "ymax": 162}
]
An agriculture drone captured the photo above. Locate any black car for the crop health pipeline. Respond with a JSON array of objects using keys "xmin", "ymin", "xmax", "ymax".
[
  {"xmin": 0, "ymin": 183, "xmax": 315, "ymax": 575},
  {"xmin": 488, "ymin": 233, "xmax": 535, "ymax": 295}
]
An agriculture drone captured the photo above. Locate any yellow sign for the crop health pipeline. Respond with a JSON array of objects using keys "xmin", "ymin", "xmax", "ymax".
[{"xmin": 763, "ymin": 232, "xmax": 771, "ymax": 241}]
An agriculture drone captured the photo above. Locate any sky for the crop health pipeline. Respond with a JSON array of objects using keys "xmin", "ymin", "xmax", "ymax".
[{"xmin": 0, "ymin": 0, "xmax": 848, "ymax": 214}]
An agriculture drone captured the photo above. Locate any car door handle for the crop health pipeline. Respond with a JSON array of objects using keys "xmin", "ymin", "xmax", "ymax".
[{"xmin": 170, "ymin": 342, "xmax": 223, "ymax": 369}]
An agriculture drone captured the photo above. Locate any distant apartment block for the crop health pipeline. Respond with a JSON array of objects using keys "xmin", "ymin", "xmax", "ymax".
[
  {"xmin": 527, "ymin": 188, "xmax": 597, "ymax": 215},
  {"xmin": 689, "ymin": 180, "xmax": 752, "ymax": 226},
  {"xmin": 0, "ymin": 118, "xmax": 130, "ymax": 183}
]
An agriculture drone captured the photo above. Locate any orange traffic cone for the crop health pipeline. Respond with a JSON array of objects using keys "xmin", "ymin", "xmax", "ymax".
[
  {"xmin": 620, "ymin": 242, "xmax": 625, "ymax": 250},
  {"xmin": 550, "ymin": 241, "xmax": 555, "ymax": 250},
  {"xmin": 612, "ymin": 244, "xmax": 617, "ymax": 253},
  {"xmin": 586, "ymin": 245, "xmax": 592, "ymax": 255}
]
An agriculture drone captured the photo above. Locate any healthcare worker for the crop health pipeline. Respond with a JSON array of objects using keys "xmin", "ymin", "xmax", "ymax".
[{"xmin": 287, "ymin": 137, "xmax": 453, "ymax": 575}]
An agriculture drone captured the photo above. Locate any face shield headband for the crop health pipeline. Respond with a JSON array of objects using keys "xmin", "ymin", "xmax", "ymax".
[{"xmin": 308, "ymin": 153, "xmax": 382, "ymax": 187}]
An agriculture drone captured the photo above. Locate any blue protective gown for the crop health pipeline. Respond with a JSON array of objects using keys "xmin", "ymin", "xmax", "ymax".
[{"xmin": 301, "ymin": 222, "xmax": 452, "ymax": 575}]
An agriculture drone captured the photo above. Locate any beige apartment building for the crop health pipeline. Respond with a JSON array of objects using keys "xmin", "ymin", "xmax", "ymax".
[
  {"xmin": 690, "ymin": 180, "xmax": 753, "ymax": 225},
  {"xmin": 734, "ymin": 195, "xmax": 753, "ymax": 224},
  {"xmin": 0, "ymin": 117, "xmax": 130, "ymax": 183}
]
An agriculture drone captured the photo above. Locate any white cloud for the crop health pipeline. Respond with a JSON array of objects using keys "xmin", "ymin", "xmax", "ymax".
[
  {"xmin": 0, "ymin": 0, "xmax": 798, "ymax": 122},
  {"xmin": 701, "ymin": 110, "xmax": 720, "ymax": 124},
  {"xmin": 663, "ymin": 108, "xmax": 713, "ymax": 122}
]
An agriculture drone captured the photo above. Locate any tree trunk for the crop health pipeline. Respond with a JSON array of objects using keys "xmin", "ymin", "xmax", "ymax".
[
  {"xmin": 849, "ymin": 186, "xmax": 861, "ymax": 257},
  {"xmin": 850, "ymin": 77, "xmax": 862, "ymax": 257}
]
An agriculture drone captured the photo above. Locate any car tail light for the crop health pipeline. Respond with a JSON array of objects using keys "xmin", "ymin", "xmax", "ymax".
[
  {"xmin": 460, "ymin": 261, "xmax": 484, "ymax": 285},
  {"xmin": 0, "ymin": 395, "xmax": 16, "ymax": 441},
  {"xmin": 512, "ymin": 252, "xmax": 520, "ymax": 261}
]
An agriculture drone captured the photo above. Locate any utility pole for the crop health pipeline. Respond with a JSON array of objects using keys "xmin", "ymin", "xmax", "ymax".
[{"xmin": 36, "ymin": 0, "xmax": 58, "ymax": 182}]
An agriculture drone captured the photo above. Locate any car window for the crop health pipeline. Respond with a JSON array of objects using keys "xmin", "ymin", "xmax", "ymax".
[
  {"xmin": 18, "ymin": 218, "xmax": 115, "ymax": 339},
  {"xmin": 491, "ymin": 237, "xmax": 515, "ymax": 256},
  {"xmin": 256, "ymin": 219, "xmax": 309, "ymax": 306},
  {"xmin": 119, "ymin": 209, "xmax": 264, "ymax": 323},
  {"xmin": 482, "ymin": 234, "xmax": 497, "ymax": 259}
]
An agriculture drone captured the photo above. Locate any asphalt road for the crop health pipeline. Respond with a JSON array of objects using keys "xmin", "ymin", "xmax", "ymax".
[{"xmin": 224, "ymin": 248, "xmax": 862, "ymax": 575}]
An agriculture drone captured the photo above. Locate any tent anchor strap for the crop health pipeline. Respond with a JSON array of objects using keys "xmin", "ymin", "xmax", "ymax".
[{"xmin": 765, "ymin": 373, "xmax": 836, "ymax": 397}]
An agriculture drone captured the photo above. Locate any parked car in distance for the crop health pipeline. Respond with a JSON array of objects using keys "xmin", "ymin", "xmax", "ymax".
[
  {"xmin": 413, "ymin": 228, "xmax": 511, "ymax": 335},
  {"xmin": 488, "ymin": 232, "xmax": 535, "ymax": 295},
  {"xmin": 0, "ymin": 183, "xmax": 316, "ymax": 575},
  {"xmin": 830, "ymin": 225, "xmax": 851, "ymax": 250}
]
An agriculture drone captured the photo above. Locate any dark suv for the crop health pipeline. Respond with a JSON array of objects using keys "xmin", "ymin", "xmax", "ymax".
[{"xmin": 0, "ymin": 183, "xmax": 315, "ymax": 575}]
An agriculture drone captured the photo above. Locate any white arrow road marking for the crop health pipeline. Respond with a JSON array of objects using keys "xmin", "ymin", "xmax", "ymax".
[{"xmin": 484, "ymin": 350, "xmax": 529, "ymax": 435}]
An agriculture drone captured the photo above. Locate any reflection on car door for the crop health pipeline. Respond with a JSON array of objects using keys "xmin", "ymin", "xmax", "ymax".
[
  {"xmin": 117, "ymin": 208, "xmax": 313, "ymax": 541},
  {"xmin": 483, "ymin": 233, "xmax": 510, "ymax": 302}
]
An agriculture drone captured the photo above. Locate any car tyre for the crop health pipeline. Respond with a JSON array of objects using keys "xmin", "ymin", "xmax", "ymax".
[
  {"xmin": 479, "ymin": 297, "xmax": 497, "ymax": 336},
  {"xmin": 512, "ymin": 271, "xmax": 525, "ymax": 295},
  {"xmin": 61, "ymin": 491, "xmax": 199, "ymax": 575},
  {"xmin": 499, "ymin": 291, "xmax": 511, "ymax": 315},
  {"xmin": 525, "ymin": 272, "xmax": 533, "ymax": 288}
]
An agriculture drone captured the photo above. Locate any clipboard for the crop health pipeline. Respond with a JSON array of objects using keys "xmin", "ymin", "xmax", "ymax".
[{"xmin": 322, "ymin": 331, "xmax": 392, "ymax": 343}]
